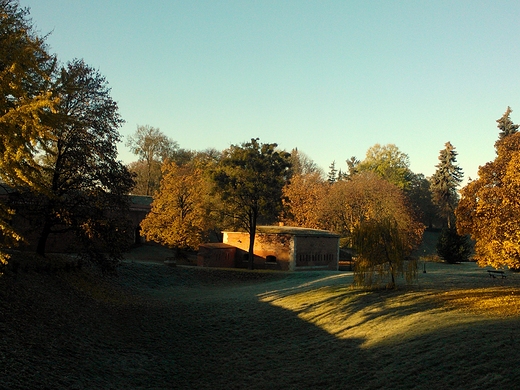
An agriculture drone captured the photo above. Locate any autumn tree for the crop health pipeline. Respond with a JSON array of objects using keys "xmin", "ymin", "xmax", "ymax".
[
  {"xmin": 282, "ymin": 170, "xmax": 327, "ymax": 229},
  {"xmin": 212, "ymin": 138, "xmax": 291, "ymax": 269},
  {"xmin": 357, "ymin": 144, "xmax": 413, "ymax": 190},
  {"xmin": 456, "ymin": 112, "xmax": 520, "ymax": 270},
  {"xmin": 13, "ymin": 59, "xmax": 134, "ymax": 271},
  {"xmin": 0, "ymin": 0, "xmax": 57, "ymax": 266},
  {"xmin": 430, "ymin": 142, "xmax": 463, "ymax": 228},
  {"xmin": 282, "ymin": 150, "xmax": 326, "ymax": 228},
  {"xmin": 140, "ymin": 161, "xmax": 212, "ymax": 257},
  {"xmin": 126, "ymin": 125, "xmax": 189, "ymax": 195},
  {"xmin": 319, "ymin": 172, "xmax": 423, "ymax": 287},
  {"xmin": 322, "ymin": 172, "xmax": 423, "ymax": 245}
]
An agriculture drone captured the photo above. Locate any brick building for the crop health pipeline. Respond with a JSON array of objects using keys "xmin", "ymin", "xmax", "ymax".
[
  {"xmin": 198, "ymin": 226, "xmax": 340, "ymax": 271},
  {"xmin": 1, "ymin": 188, "xmax": 152, "ymax": 253}
]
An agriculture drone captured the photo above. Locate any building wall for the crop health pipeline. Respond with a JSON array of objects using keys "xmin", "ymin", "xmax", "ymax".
[
  {"xmin": 222, "ymin": 231, "xmax": 290, "ymax": 270},
  {"xmin": 223, "ymin": 229, "xmax": 339, "ymax": 271},
  {"xmin": 197, "ymin": 244, "xmax": 236, "ymax": 268},
  {"xmin": 294, "ymin": 235, "xmax": 339, "ymax": 271}
]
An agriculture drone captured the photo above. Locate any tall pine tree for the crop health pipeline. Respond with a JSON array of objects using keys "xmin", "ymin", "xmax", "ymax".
[
  {"xmin": 327, "ymin": 161, "xmax": 337, "ymax": 184},
  {"xmin": 430, "ymin": 142, "xmax": 463, "ymax": 228},
  {"xmin": 497, "ymin": 106, "xmax": 519, "ymax": 141}
]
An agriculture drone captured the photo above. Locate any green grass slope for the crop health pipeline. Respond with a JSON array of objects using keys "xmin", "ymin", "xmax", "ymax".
[{"xmin": 1, "ymin": 256, "xmax": 519, "ymax": 389}]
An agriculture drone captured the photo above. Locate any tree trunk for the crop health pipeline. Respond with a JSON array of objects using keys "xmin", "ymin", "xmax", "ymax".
[
  {"xmin": 248, "ymin": 210, "xmax": 258, "ymax": 270},
  {"xmin": 36, "ymin": 220, "xmax": 51, "ymax": 256}
]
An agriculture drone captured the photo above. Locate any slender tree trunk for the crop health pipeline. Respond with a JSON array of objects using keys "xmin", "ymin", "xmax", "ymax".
[
  {"xmin": 146, "ymin": 163, "xmax": 152, "ymax": 196},
  {"xmin": 36, "ymin": 218, "xmax": 52, "ymax": 256},
  {"xmin": 37, "ymin": 143, "xmax": 62, "ymax": 256},
  {"xmin": 248, "ymin": 209, "xmax": 258, "ymax": 270}
]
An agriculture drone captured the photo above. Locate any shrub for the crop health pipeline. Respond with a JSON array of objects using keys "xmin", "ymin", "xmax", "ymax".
[{"xmin": 436, "ymin": 228, "xmax": 472, "ymax": 263}]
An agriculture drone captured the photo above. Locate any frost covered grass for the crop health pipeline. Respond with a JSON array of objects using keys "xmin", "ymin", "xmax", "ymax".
[{"xmin": 2, "ymin": 255, "xmax": 520, "ymax": 389}]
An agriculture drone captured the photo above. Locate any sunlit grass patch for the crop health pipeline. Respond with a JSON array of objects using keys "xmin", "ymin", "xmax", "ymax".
[
  {"xmin": 439, "ymin": 287, "xmax": 520, "ymax": 317},
  {"xmin": 260, "ymin": 283, "xmax": 491, "ymax": 349}
]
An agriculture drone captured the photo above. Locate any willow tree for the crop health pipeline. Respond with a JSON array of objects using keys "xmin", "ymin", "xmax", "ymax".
[
  {"xmin": 321, "ymin": 172, "xmax": 424, "ymax": 288},
  {"xmin": 0, "ymin": 0, "xmax": 57, "ymax": 266},
  {"xmin": 353, "ymin": 217, "xmax": 420, "ymax": 288},
  {"xmin": 212, "ymin": 138, "xmax": 291, "ymax": 269}
]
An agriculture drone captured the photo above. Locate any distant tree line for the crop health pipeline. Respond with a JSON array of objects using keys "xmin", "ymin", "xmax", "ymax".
[
  {"xmin": 132, "ymin": 107, "xmax": 520, "ymax": 282},
  {"xmin": 134, "ymin": 135, "xmax": 429, "ymax": 286}
]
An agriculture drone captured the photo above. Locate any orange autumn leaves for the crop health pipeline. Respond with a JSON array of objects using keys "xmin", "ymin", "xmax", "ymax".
[
  {"xmin": 457, "ymin": 132, "xmax": 520, "ymax": 270},
  {"xmin": 140, "ymin": 162, "xmax": 213, "ymax": 251}
]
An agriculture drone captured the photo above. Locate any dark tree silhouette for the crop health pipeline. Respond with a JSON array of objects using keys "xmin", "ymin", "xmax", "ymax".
[{"xmin": 212, "ymin": 138, "xmax": 291, "ymax": 269}]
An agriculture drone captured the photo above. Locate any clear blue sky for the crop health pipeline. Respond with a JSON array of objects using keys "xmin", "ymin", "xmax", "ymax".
[{"xmin": 20, "ymin": 0, "xmax": 520, "ymax": 181}]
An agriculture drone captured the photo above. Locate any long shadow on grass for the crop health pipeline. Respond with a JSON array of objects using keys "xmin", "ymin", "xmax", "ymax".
[
  {"xmin": 4, "ymin": 264, "xmax": 520, "ymax": 390},
  {"xmin": 256, "ymin": 270, "xmax": 520, "ymax": 390}
]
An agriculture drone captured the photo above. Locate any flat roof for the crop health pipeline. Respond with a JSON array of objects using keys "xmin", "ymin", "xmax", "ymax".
[
  {"xmin": 199, "ymin": 243, "xmax": 236, "ymax": 249},
  {"xmin": 224, "ymin": 225, "xmax": 340, "ymax": 238}
]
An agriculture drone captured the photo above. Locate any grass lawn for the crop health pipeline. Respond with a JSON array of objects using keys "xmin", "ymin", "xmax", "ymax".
[{"xmin": 1, "ymin": 252, "xmax": 520, "ymax": 389}]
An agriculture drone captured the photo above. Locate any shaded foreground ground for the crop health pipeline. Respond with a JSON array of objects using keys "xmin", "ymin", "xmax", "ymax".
[{"xmin": 2, "ymin": 251, "xmax": 520, "ymax": 389}]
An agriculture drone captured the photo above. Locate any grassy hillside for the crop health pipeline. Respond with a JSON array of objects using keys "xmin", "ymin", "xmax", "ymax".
[{"xmin": 1, "ymin": 253, "xmax": 519, "ymax": 389}]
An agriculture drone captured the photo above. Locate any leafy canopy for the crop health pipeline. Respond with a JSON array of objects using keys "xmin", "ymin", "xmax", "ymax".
[
  {"xmin": 356, "ymin": 144, "xmax": 413, "ymax": 190},
  {"xmin": 326, "ymin": 173, "xmax": 425, "ymax": 288},
  {"xmin": 457, "ymin": 131, "xmax": 520, "ymax": 269},
  {"xmin": 126, "ymin": 125, "xmax": 191, "ymax": 195},
  {"xmin": 212, "ymin": 138, "xmax": 291, "ymax": 269},
  {"xmin": 282, "ymin": 170, "xmax": 327, "ymax": 229},
  {"xmin": 14, "ymin": 59, "xmax": 134, "ymax": 271},
  {"xmin": 140, "ymin": 161, "xmax": 212, "ymax": 253},
  {"xmin": 0, "ymin": 0, "xmax": 57, "ymax": 267}
]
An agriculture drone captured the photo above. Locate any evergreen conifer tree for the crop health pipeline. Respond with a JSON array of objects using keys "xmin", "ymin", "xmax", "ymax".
[
  {"xmin": 430, "ymin": 142, "xmax": 463, "ymax": 228},
  {"xmin": 497, "ymin": 106, "xmax": 519, "ymax": 141},
  {"xmin": 327, "ymin": 161, "xmax": 337, "ymax": 184}
]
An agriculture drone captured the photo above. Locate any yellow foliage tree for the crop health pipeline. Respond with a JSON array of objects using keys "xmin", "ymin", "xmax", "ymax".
[
  {"xmin": 140, "ymin": 162, "xmax": 212, "ymax": 256},
  {"xmin": 0, "ymin": 1, "xmax": 57, "ymax": 267},
  {"xmin": 282, "ymin": 171, "xmax": 327, "ymax": 229},
  {"xmin": 320, "ymin": 172, "xmax": 424, "ymax": 288},
  {"xmin": 456, "ymin": 131, "xmax": 520, "ymax": 269}
]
